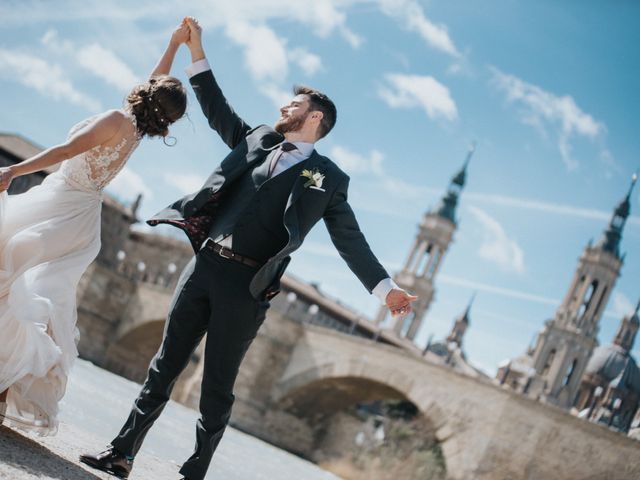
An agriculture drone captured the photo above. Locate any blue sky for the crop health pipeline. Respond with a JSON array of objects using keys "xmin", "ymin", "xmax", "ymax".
[{"xmin": 1, "ymin": 0, "xmax": 638, "ymax": 375}]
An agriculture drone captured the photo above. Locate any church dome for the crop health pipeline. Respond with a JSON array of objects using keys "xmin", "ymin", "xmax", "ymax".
[{"xmin": 585, "ymin": 344, "xmax": 640, "ymax": 393}]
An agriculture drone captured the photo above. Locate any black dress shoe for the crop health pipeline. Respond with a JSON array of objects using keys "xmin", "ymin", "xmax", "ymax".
[{"xmin": 79, "ymin": 446, "xmax": 133, "ymax": 479}]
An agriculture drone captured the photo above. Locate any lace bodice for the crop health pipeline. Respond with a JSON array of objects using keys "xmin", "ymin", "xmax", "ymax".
[{"xmin": 59, "ymin": 111, "xmax": 141, "ymax": 192}]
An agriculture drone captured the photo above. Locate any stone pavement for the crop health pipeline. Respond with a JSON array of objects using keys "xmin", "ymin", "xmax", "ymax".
[
  {"xmin": 0, "ymin": 422, "xmax": 174, "ymax": 480},
  {"xmin": 0, "ymin": 359, "xmax": 340, "ymax": 480}
]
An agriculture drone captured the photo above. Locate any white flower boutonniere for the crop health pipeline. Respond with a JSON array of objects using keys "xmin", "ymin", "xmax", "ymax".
[{"xmin": 301, "ymin": 168, "xmax": 326, "ymax": 192}]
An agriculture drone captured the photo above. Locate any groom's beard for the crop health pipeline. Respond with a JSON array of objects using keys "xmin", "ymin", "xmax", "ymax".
[{"xmin": 274, "ymin": 111, "xmax": 308, "ymax": 135}]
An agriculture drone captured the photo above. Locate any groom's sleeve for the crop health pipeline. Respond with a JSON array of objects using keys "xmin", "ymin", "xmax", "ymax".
[
  {"xmin": 323, "ymin": 176, "xmax": 390, "ymax": 294},
  {"xmin": 187, "ymin": 60, "xmax": 252, "ymax": 150}
]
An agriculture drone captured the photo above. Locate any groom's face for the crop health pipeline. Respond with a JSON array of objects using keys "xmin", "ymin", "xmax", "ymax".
[{"xmin": 274, "ymin": 95, "xmax": 311, "ymax": 134}]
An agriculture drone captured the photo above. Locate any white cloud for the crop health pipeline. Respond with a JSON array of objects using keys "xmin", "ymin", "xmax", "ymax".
[
  {"xmin": 0, "ymin": 48, "xmax": 101, "ymax": 111},
  {"xmin": 339, "ymin": 26, "xmax": 364, "ymax": 49},
  {"xmin": 106, "ymin": 166, "xmax": 154, "ymax": 201},
  {"xmin": 76, "ymin": 44, "xmax": 140, "ymax": 91},
  {"xmin": 465, "ymin": 190, "xmax": 640, "ymax": 228},
  {"xmin": 42, "ymin": 29, "xmax": 140, "ymax": 91},
  {"xmin": 162, "ymin": 172, "xmax": 204, "ymax": 195},
  {"xmin": 41, "ymin": 29, "xmax": 73, "ymax": 53},
  {"xmin": 609, "ymin": 292, "xmax": 635, "ymax": 320},
  {"xmin": 3, "ymin": 1, "xmax": 459, "ymax": 58},
  {"xmin": 377, "ymin": 0, "xmax": 460, "ymax": 57},
  {"xmin": 379, "ymin": 73, "xmax": 458, "ymax": 121},
  {"xmin": 490, "ymin": 66, "xmax": 606, "ymax": 171},
  {"xmin": 289, "ymin": 47, "xmax": 323, "ymax": 76},
  {"xmin": 8, "ymin": 2, "xmax": 464, "ymax": 113},
  {"xmin": 312, "ymin": 144, "xmax": 429, "ymax": 217},
  {"xmin": 225, "ymin": 21, "xmax": 289, "ymax": 83},
  {"xmin": 440, "ymin": 274, "xmax": 558, "ymax": 307},
  {"xmin": 330, "ymin": 146, "xmax": 384, "ymax": 176},
  {"xmin": 468, "ymin": 206, "xmax": 525, "ymax": 274},
  {"xmin": 260, "ymin": 83, "xmax": 293, "ymax": 109}
]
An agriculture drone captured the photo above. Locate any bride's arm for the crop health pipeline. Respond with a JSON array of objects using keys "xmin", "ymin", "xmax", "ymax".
[
  {"xmin": 150, "ymin": 21, "xmax": 189, "ymax": 77},
  {"xmin": 0, "ymin": 110, "xmax": 124, "ymax": 191}
]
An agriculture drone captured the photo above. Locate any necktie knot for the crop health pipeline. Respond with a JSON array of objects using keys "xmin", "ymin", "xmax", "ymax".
[
  {"xmin": 268, "ymin": 142, "xmax": 297, "ymax": 177},
  {"xmin": 280, "ymin": 142, "xmax": 297, "ymax": 152}
]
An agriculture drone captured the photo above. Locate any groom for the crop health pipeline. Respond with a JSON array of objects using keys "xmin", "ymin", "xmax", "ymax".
[{"xmin": 81, "ymin": 18, "xmax": 416, "ymax": 480}]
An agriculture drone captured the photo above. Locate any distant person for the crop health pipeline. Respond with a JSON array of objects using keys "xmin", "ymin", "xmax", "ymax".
[
  {"xmin": 81, "ymin": 17, "xmax": 417, "ymax": 480},
  {"xmin": 0, "ymin": 24, "xmax": 189, "ymax": 434}
]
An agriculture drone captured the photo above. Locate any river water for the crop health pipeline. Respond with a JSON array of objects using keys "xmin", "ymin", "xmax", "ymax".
[{"xmin": 59, "ymin": 359, "xmax": 339, "ymax": 480}]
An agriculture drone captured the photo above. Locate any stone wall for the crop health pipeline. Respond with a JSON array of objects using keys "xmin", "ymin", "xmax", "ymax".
[{"xmin": 227, "ymin": 316, "xmax": 640, "ymax": 480}]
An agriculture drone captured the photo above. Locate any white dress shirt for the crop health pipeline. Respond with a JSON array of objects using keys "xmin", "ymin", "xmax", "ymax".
[{"xmin": 186, "ymin": 60, "xmax": 398, "ymax": 303}]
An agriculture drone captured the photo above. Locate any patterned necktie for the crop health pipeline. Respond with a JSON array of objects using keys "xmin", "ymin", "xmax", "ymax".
[{"xmin": 268, "ymin": 142, "xmax": 297, "ymax": 177}]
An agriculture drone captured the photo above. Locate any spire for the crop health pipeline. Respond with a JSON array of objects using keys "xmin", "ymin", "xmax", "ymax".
[
  {"xmin": 461, "ymin": 292, "xmax": 476, "ymax": 324},
  {"xmin": 130, "ymin": 193, "xmax": 143, "ymax": 219},
  {"xmin": 595, "ymin": 172, "xmax": 637, "ymax": 258},
  {"xmin": 633, "ymin": 298, "xmax": 640, "ymax": 325},
  {"xmin": 446, "ymin": 293, "xmax": 475, "ymax": 347},
  {"xmin": 451, "ymin": 142, "xmax": 475, "ymax": 188},
  {"xmin": 435, "ymin": 142, "xmax": 475, "ymax": 223}
]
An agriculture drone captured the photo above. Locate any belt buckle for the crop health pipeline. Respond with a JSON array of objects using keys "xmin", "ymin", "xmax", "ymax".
[{"xmin": 218, "ymin": 246, "xmax": 233, "ymax": 259}]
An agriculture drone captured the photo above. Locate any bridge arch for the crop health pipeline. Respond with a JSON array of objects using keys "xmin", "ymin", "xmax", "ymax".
[
  {"xmin": 103, "ymin": 320, "xmax": 165, "ymax": 382},
  {"xmin": 270, "ymin": 361, "xmax": 450, "ymax": 479},
  {"xmin": 274, "ymin": 360, "xmax": 447, "ymax": 420}
]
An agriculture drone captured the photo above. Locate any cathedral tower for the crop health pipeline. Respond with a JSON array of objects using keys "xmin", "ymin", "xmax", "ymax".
[
  {"xmin": 375, "ymin": 145, "xmax": 474, "ymax": 342},
  {"xmin": 499, "ymin": 174, "xmax": 637, "ymax": 408}
]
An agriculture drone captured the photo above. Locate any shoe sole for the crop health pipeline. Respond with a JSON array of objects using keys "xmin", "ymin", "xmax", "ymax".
[{"xmin": 79, "ymin": 455, "xmax": 130, "ymax": 479}]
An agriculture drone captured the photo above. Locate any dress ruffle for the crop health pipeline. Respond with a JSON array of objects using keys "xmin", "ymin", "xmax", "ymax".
[{"xmin": 0, "ymin": 174, "xmax": 102, "ymax": 435}]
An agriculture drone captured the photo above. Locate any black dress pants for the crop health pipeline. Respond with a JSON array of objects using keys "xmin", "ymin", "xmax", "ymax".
[{"xmin": 111, "ymin": 248, "xmax": 269, "ymax": 480}]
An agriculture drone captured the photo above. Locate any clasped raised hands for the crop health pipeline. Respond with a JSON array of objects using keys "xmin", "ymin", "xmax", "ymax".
[{"xmin": 170, "ymin": 17, "xmax": 203, "ymax": 49}]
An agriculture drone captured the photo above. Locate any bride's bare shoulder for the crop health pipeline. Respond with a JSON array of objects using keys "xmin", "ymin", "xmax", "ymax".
[
  {"xmin": 91, "ymin": 110, "xmax": 135, "ymax": 137},
  {"xmin": 100, "ymin": 109, "xmax": 128, "ymax": 125}
]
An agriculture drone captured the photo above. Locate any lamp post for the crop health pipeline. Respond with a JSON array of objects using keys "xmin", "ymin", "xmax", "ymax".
[
  {"xmin": 307, "ymin": 304, "xmax": 319, "ymax": 325},
  {"xmin": 285, "ymin": 291, "xmax": 297, "ymax": 318},
  {"xmin": 116, "ymin": 250, "xmax": 126, "ymax": 273}
]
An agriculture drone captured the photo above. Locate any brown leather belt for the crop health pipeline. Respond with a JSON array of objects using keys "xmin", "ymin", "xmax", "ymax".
[{"xmin": 202, "ymin": 240, "xmax": 262, "ymax": 269}]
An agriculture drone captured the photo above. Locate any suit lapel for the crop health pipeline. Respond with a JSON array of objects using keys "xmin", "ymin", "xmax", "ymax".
[
  {"xmin": 277, "ymin": 151, "xmax": 328, "ymax": 254},
  {"xmin": 285, "ymin": 151, "xmax": 328, "ymax": 214}
]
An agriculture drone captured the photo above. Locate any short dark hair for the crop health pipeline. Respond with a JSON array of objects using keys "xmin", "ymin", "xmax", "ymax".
[{"xmin": 294, "ymin": 85, "xmax": 337, "ymax": 139}]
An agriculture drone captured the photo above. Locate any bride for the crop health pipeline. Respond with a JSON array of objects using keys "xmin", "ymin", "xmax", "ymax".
[{"xmin": 0, "ymin": 23, "xmax": 190, "ymax": 435}]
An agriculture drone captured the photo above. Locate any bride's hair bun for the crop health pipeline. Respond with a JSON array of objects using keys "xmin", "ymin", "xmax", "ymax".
[{"xmin": 126, "ymin": 75, "xmax": 187, "ymax": 138}]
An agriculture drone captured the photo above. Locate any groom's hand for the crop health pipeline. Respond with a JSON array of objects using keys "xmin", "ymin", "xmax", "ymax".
[
  {"xmin": 386, "ymin": 289, "xmax": 418, "ymax": 317},
  {"xmin": 184, "ymin": 17, "xmax": 205, "ymax": 62}
]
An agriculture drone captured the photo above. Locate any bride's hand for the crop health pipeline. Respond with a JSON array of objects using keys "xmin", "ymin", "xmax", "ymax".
[
  {"xmin": 170, "ymin": 22, "xmax": 190, "ymax": 46},
  {"xmin": 0, "ymin": 167, "xmax": 15, "ymax": 193}
]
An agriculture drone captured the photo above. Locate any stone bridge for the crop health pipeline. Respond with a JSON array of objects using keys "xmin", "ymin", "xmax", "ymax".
[{"xmin": 75, "ymin": 262, "xmax": 640, "ymax": 480}]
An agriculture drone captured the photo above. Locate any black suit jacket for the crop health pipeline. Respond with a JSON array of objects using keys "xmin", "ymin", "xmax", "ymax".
[{"xmin": 148, "ymin": 69, "xmax": 388, "ymax": 299}]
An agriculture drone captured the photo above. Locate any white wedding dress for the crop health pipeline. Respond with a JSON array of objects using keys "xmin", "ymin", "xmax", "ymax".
[{"xmin": 0, "ymin": 110, "xmax": 141, "ymax": 435}]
